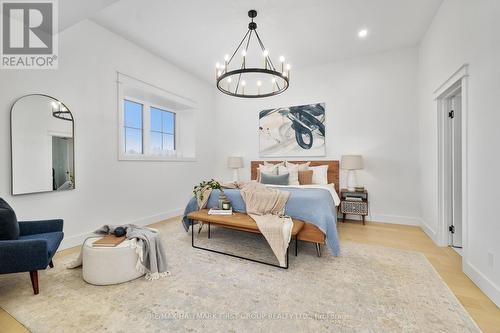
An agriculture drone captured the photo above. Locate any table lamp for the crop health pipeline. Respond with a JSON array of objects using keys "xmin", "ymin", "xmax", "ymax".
[
  {"xmin": 227, "ymin": 156, "xmax": 243, "ymax": 182},
  {"xmin": 341, "ymin": 155, "xmax": 363, "ymax": 191}
]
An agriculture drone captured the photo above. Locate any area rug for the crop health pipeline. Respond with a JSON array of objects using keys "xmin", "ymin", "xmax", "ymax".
[{"xmin": 0, "ymin": 218, "xmax": 480, "ymax": 332}]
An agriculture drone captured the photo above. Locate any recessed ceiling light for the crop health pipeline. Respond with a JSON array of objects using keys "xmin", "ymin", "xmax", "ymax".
[{"xmin": 358, "ymin": 29, "xmax": 368, "ymax": 38}]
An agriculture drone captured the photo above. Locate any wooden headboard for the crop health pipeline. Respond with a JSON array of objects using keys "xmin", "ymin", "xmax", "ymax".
[{"xmin": 250, "ymin": 160, "xmax": 340, "ymax": 193}]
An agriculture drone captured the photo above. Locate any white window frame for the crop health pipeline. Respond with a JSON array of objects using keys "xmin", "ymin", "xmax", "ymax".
[{"xmin": 118, "ymin": 96, "xmax": 181, "ymax": 161}]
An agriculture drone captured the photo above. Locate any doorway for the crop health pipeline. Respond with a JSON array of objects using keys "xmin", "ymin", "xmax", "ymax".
[
  {"xmin": 52, "ymin": 136, "xmax": 74, "ymax": 191},
  {"xmin": 435, "ymin": 64, "xmax": 468, "ymax": 256},
  {"xmin": 445, "ymin": 89, "xmax": 462, "ymax": 252}
]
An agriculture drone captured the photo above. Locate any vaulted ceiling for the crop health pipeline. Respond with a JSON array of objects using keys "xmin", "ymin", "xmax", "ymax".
[{"xmin": 73, "ymin": 0, "xmax": 443, "ymax": 82}]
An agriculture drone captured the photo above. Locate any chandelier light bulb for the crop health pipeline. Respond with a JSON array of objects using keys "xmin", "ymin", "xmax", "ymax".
[
  {"xmin": 271, "ymin": 77, "xmax": 276, "ymax": 83},
  {"xmin": 241, "ymin": 50, "xmax": 247, "ymax": 57},
  {"xmin": 279, "ymin": 56, "xmax": 285, "ymax": 63},
  {"xmin": 215, "ymin": 62, "xmax": 220, "ymax": 69},
  {"xmin": 262, "ymin": 50, "xmax": 269, "ymax": 57},
  {"xmin": 217, "ymin": 70, "xmax": 222, "ymax": 77},
  {"xmin": 358, "ymin": 29, "xmax": 368, "ymax": 38},
  {"xmin": 224, "ymin": 54, "xmax": 230, "ymax": 61},
  {"xmin": 285, "ymin": 64, "xmax": 291, "ymax": 70},
  {"xmin": 227, "ymin": 77, "xmax": 232, "ymax": 83},
  {"xmin": 51, "ymin": 101, "xmax": 58, "ymax": 108},
  {"xmin": 241, "ymin": 80, "xmax": 246, "ymax": 86},
  {"xmin": 257, "ymin": 80, "xmax": 262, "ymax": 86}
]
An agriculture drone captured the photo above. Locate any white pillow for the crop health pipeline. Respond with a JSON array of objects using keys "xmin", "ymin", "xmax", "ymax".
[
  {"xmin": 285, "ymin": 161, "xmax": 310, "ymax": 171},
  {"xmin": 309, "ymin": 165, "xmax": 329, "ymax": 185},
  {"xmin": 278, "ymin": 164, "xmax": 300, "ymax": 185}
]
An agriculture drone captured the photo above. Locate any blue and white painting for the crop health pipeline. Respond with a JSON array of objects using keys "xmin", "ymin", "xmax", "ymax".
[{"xmin": 259, "ymin": 103, "xmax": 326, "ymax": 157}]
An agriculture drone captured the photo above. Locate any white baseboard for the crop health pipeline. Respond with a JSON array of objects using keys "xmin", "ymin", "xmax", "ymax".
[
  {"xmin": 342, "ymin": 214, "xmax": 421, "ymax": 226},
  {"xmin": 463, "ymin": 260, "xmax": 500, "ymax": 308},
  {"xmin": 420, "ymin": 220, "xmax": 439, "ymax": 245},
  {"xmin": 58, "ymin": 208, "xmax": 183, "ymax": 250},
  {"xmin": 370, "ymin": 214, "xmax": 421, "ymax": 226}
]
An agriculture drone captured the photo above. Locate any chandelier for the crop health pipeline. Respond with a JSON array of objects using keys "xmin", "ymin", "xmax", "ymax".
[{"xmin": 215, "ymin": 10, "xmax": 290, "ymax": 98}]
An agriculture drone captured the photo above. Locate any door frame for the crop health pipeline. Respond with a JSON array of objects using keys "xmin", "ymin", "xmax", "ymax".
[{"xmin": 434, "ymin": 64, "xmax": 469, "ymax": 255}]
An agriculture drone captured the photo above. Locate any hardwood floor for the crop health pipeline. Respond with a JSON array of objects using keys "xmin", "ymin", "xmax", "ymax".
[{"xmin": 1, "ymin": 218, "xmax": 499, "ymax": 333}]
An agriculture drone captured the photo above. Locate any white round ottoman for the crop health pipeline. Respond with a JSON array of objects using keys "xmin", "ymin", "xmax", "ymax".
[{"xmin": 82, "ymin": 237, "xmax": 144, "ymax": 285}]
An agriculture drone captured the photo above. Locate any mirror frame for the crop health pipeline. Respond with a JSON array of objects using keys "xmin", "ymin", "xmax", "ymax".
[{"xmin": 10, "ymin": 94, "xmax": 75, "ymax": 195}]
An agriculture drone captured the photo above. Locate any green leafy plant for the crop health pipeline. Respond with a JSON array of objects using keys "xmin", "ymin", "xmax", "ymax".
[{"xmin": 193, "ymin": 179, "xmax": 222, "ymax": 201}]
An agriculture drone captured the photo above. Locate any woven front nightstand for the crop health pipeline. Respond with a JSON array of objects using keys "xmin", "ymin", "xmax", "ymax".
[{"xmin": 340, "ymin": 189, "xmax": 368, "ymax": 225}]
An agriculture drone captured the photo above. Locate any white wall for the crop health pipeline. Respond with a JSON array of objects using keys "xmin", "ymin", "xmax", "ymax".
[
  {"xmin": 214, "ymin": 47, "xmax": 421, "ymax": 225},
  {"xmin": 417, "ymin": 0, "xmax": 500, "ymax": 306},
  {"xmin": 0, "ymin": 20, "xmax": 216, "ymax": 248}
]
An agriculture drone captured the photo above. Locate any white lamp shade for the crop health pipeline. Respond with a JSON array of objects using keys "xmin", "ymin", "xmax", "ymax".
[
  {"xmin": 341, "ymin": 155, "xmax": 363, "ymax": 170},
  {"xmin": 227, "ymin": 156, "xmax": 243, "ymax": 169}
]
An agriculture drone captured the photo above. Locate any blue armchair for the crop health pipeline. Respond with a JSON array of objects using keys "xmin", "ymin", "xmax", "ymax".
[{"xmin": 0, "ymin": 199, "xmax": 64, "ymax": 295}]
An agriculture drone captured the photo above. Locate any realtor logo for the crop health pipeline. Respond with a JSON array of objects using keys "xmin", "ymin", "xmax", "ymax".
[{"xmin": 1, "ymin": 0, "xmax": 58, "ymax": 69}]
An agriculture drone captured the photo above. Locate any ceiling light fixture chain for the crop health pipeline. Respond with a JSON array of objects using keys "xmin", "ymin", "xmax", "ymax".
[{"xmin": 215, "ymin": 9, "xmax": 290, "ymax": 98}]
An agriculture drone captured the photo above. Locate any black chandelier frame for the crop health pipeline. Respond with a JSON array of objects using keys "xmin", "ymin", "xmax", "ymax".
[{"xmin": 216, "ymin": 10, "xmax": 290, "ymax": 98}]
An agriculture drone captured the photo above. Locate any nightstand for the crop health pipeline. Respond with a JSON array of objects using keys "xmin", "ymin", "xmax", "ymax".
[{"xmin": 340, "ymin": 189, "xmax": 368, "ymax": 224}]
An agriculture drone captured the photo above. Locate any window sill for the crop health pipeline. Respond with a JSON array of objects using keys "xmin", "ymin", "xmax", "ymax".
[{"xmin": 118, "ymin": 154, "xmax": 196, "ymax": 162}]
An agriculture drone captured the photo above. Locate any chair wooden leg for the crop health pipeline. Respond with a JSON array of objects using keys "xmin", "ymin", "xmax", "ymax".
[
  {"xmin": 29, "ymin": 271, "xmax": 39, "ymax": 295},
  {"xmin": 49, "ymin": 260, "xmax": 54, "ymax": 268}
]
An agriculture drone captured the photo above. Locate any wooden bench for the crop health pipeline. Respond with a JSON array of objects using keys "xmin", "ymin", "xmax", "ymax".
[{"xmin": 187, "ymin": 209, "xmax": 305, "ymax": 268}]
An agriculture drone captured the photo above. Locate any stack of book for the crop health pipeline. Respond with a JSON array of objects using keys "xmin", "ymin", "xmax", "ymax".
[
  {"xmin": 345, "ymin": 197, "xmax": 363, "ymax": 201},
  {"xmin": 208, "ymin": 208, "xmax": 233, "ymax": 215}
]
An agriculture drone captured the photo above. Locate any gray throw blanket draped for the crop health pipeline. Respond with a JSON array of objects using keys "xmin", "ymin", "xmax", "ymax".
[{"xmin": 67, "ymin": 224, "xmax": 169, "ymax": 280}]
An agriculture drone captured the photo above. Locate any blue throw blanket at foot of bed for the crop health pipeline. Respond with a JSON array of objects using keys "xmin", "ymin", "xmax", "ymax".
[{"xmin": 182, "ymin": 187, "xmax": 340, "ymax": 256}]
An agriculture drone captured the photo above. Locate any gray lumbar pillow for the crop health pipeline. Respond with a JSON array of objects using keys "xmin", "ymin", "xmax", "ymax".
[
  {"xmin": 0, "ymin": 198, "xmax": 20, "ymax": 240},
  {"xmin": 260, "ymin": 173, "xmax": 290, "ymax": 186}
]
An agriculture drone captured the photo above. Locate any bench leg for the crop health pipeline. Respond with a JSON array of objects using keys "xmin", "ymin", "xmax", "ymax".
[
  {"xmin": 315, "ymin": 243, "xmax": 321, "ymax": 257},
  {"xmin": 295, "ymin": 236, "xmax": 298, "ymax": 256},
  {"xmin": 208, "ymin": 222, "xmax": 211, "ymax": 239}
]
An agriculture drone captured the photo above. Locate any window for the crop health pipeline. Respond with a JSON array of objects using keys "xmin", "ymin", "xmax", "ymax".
[
  {"xmin": 120, "ymin": 97, "xmax": 179, "ymax": 159},
  {"xmin": 150, "ymin": 107, "xmax": 175, "ymax": 153},
  {"xmin": 118, "ymin": 72, "xmax": 196, "ymax": 161},
  {"xmin": 124, "ymin": 100, "xmax": 143, "ymax": 154}
]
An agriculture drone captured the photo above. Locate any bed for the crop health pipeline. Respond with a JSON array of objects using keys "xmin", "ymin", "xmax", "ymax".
[
  {"xmin": 250, "ymin": 160, "xmax": 340, "ymax": 250},
  {"xmin": 183, "ymin": 160, "xmax": 340, "ymax": 258}
]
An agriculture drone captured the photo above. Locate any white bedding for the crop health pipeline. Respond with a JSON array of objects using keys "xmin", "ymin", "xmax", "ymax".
[{"xmin": 265, "ymin": 183, "xmax": 341, "ymax": 207}]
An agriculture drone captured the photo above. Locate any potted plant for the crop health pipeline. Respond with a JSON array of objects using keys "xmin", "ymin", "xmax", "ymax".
[{"xmin": 193, "ymin": 179, "xmax": 229, "ymax": 209}]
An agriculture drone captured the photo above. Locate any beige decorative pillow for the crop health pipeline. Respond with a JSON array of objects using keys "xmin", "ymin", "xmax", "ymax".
[
  {"xmin": 257, "ymin": 163, "xmax": 280, "ymax": 182},
  {"xmin": 278, "ymin": 164, "xmax": 299, "ymax": 185},
  {"xmin": 285, "ymin": 161, "xmax": 310, "ymax": 171},
  {"xmin": 264, "ymin": 161, "xmax": 284, "ymax": 168},
  {"xmin": 298, "ymin": 170, "xmax": 314, "ymax": 185}
]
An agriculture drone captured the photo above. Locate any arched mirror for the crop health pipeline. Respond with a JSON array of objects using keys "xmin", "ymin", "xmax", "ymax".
[{"xmin": 11, "ymin": 94, "xmax": 75, "ymax": 195}]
